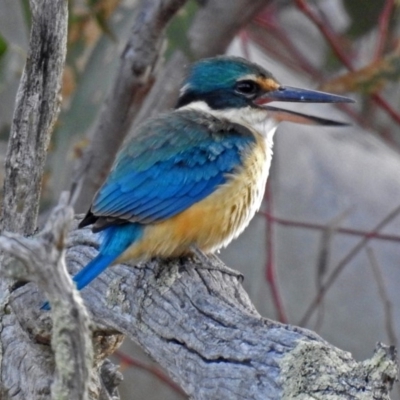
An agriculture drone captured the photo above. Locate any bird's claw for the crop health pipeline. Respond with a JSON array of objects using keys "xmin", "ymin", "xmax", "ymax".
[{"xmin": 189, "ymin": 246, "xmax": 244, "ymax": 281}]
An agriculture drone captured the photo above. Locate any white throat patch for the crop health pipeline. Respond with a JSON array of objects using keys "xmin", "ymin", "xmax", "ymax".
[{"xmin": 178, "ymin": 101, "xmax": 277, "ymax": 147}]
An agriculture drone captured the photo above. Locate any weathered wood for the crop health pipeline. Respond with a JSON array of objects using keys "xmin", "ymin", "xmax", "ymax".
[
  {"xmin": 5, "ymin": 220, "xmax": 398, "ymax": 399},
  {"xmin": 0, "ymin": 194, "xmax": 93, "ymax": 399},
  {"xmin": 0, "ymin": 205, "xmax": 123, "ymax": 400},
  {"xmin": 1, "ymin": 0, "xmax": 67, "ymax": 236}
]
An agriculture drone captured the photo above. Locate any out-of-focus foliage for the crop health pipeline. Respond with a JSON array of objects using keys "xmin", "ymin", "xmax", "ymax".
[
  {"xmin": 165, "ymin": 0, "xmax": 199, "ymax": 58},
  {"xmin": 321, "ymin": 48, "xmax": 400, "ymax": 94},
  {"xmin": 343, "ymin": 0, "xmax": 387, "ymax": 38},
  {"xmin": 87, "ymin": 0, "xmax": 121, "ymax": 39},
  {"xmin": 0, "ymin": 35, "xmax": 7, "ymax": 58},
  {"xmin": 0, "ymin": 33, "xmax": 8, "ymax": 93}
]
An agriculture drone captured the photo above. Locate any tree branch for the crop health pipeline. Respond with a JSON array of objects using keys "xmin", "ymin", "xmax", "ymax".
[
  {"xmin": 0, "ymin": 204, "xmax": 124, "ymax": 399},
  {"xmin": 0, "ymin": 0, "xmax": 68, "ymax": 236},
  {"xmin": 0, "ymin": 193, "xmax": 93, "ymax": 400},
  {"xmin": 6, "ymin": 222, "xmax": 398, "ymax": 399}
]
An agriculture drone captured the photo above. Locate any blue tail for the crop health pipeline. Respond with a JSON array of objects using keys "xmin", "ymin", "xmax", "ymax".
[
  {"xmin": 41, "ymin": 223, "xmax": 143, "ymax": 310},
  {"xmin": 73, "ymin": 253, "xmax": 117, "ymax": 290}
]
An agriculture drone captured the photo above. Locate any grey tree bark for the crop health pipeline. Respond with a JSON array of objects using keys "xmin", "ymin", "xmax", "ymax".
[
  {"xmin": 1, "ymin": 217, "xmax": 398, "ymax": 399},
  {"xmin": 0, "ymin": 0, "xmax": 398, "ymax": 399}
]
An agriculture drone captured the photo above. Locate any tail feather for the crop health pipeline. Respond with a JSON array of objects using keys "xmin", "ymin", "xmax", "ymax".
[
  {"xmin": 41, "ymin": 223, "xmax": 143, "ymax": 310},
  {"xmin": 41, "ymin": 254, "xmax": 117, "ymax": 310},
  {"xmin": 73, "ymin": 253, "xmax": 118, "ymax": 290}
]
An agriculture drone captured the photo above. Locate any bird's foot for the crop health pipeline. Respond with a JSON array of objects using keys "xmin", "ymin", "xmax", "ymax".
[{"xmin": 188, "ymin": 246, "xmax": 244, "ymax": 282}]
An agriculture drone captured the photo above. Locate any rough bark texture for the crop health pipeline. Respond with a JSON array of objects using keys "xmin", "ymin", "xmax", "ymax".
[
  {"xmin": 0, "ymin": 203, "xmax": 124, "ymax": 400},
  {"xmin": 0, "ymin": 0, "xmax": 67, "ymax": 235},
  {"xmin": 0, "ymin": 194, "xmax": 94, "ymax": 400},
  {"xmin": 74, "ymin": 0, "xmax": 187, "ymax": 212},
  {"xmin": 3, "ymin": 219, "xmax": 398, "ymax": 399}
]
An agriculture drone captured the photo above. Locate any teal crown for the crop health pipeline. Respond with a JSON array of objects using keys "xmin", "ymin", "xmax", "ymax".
[{"xmin": 182, "ymin": 56, "xmax": 274, "ymax": 94}]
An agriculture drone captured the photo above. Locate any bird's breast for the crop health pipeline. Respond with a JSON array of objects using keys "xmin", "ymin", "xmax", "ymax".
[
  {"xmin": 120, "ymin": 133, "xmax": 272, "ymax": 261},
  {"xmin": 193, "ymin": 133, "xmax": 271, "ymax": 252}
]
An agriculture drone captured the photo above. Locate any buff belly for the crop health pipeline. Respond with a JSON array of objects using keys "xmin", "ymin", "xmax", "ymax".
[{"xmin": 117, "ymin": 134, "xmax": 271, "ymax": 263}]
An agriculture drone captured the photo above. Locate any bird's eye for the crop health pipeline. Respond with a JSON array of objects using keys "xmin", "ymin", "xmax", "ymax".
[{"xmin": 234, "ymin": 80, "xmax": 259, "ymax": 97}]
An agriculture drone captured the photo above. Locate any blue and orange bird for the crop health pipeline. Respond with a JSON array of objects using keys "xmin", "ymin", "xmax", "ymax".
[{"xmin": 71, "ymin": 56, "xmax": 354, "ymax": 293}]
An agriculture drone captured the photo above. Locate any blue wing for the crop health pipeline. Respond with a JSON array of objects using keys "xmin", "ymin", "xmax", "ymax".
[{"xmin": 91, "ymin": 109, "xmax": 256, "ymax": 224}]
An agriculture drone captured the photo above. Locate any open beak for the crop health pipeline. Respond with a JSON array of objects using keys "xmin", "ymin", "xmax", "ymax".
[
  {"xmin": 254, "ymin": 85, "xmax": 354, "ymax": 105},
  {"xmin": 262, "ymin": 105, "xmax": 350, "ymax": 126}
]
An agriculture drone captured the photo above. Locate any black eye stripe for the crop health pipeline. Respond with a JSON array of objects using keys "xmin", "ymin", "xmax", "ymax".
[{"xmin": 234, "ymin": 80, "xmax": 259, "ymax": 96}]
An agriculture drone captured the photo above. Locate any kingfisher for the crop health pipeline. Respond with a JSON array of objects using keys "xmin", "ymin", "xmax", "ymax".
[{"xmin": 66, "ymin": 56, "xmax": 354, "ymax": 294}]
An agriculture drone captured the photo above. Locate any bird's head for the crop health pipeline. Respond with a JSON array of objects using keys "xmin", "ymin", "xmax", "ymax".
[{"xmin": 176, "ymin": 56, "xmax": 353, "ymax": 120}]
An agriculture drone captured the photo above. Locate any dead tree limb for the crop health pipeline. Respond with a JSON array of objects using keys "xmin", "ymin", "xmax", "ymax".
[
  {"xmin": 4, "ymin": 220, "xmax": 399, "ymax": 399},
  {"xmin": 0, "ymin": 0, "xmax": 67, "ymax": 235},
  {"xmin": 0, "ymin": 194, "xmax": 93, "ymax": 400}
]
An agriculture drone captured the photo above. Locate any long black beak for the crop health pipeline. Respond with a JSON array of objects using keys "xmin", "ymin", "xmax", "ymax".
[{"xmin": 255, "ymin": 85, "xmax": 354, "ymax": 105}]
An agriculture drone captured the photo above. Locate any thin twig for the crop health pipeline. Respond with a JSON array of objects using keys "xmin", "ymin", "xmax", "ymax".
[
  {"xmin": 371, "ymin": 93, "xmax": 400, "ymax": 125},
  {"xmin": 252, "ymin": 17, "xmax": 322, "ymax": 78},
  {"xmin": 295, "ymin": 0, "xmax": 400, "ymax": 127},
  {"xmin": 265, "ymin": 181, "xmax": 288, "ymax": 323},
  {"xmin": 314, "ymin": 208, "xmax": 353, "ymax": 331},
  {"xmin": 366, "ymin": 246, "xmax": 398, "ymax": 347},
  {"xmin": 374, "ymin": 0, "xmax": 395, "ymax": 60},
  {"xmin": 298, "ymin": 204, "xmax": 400, "ymax": 326},
  {"xmin": 262, "ymin": 212, "xmax": 400, "ymax": 243},
  {"xmin": 295, "ymin": 0, "xmax": 354, "ymax": 70}
]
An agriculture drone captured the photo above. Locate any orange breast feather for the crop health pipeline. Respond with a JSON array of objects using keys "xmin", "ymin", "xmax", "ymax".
[{"xmin": 118, "ymin": 134, "xmax": 270, "ymax": 262}]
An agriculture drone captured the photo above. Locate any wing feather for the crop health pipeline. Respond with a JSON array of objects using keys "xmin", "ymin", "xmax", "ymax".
[{"xmin": 90, "ymin": 110, "xmax": 255, "ymax": 226}]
